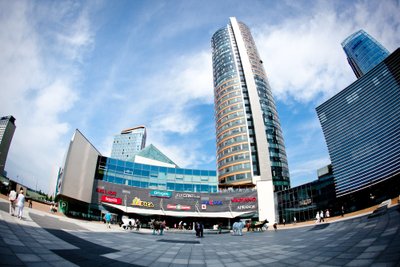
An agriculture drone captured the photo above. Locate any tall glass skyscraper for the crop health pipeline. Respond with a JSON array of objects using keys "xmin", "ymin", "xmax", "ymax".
[
  {"xmin": 111, "ymin": 126, "xmax": 146, "ymax": 161},
  {"xmin": 342, "ymin": 29, "xmax": 390, "ymax": 78},
  {"xmin": 316, "ymin": 49, "xmax": 400, "ymax": 198},
  {"xmin": 212, "ymin": 17, "xmax": 290, "ymax": 191}
]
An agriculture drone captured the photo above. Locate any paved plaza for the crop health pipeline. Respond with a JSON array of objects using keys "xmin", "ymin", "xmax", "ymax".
[{"xmin": 0, "ymin": 199, "xmax": 399, "ymax": 267}]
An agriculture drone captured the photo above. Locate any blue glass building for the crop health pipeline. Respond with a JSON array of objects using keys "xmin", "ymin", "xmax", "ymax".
[
  {"xmin": 342, "ymin": 30, "xmax": 390, "ymax": 78},
  {"xmin": 316, "ymin": 49, "xmax": 400, "ymax": 198},
  {"xmin": 96, "ymin": 156, "xmax": 218, "ymax": 193}
]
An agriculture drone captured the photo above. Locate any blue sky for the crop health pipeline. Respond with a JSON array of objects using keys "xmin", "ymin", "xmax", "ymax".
[{"xmin": 1, "ymin": 0, "xmax": 399, "ymax": 194}]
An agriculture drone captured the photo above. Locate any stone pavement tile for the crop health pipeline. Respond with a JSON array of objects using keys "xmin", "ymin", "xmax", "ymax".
[
  {"xmin": 189, "ymin": 259, "xmax": 205, "ymax": 265},
  {"xmin": 357, "ymin": 251, "xmax": 380, "ymax": 259},
  {"xmin": 295, "ymin": 260, "xmax": 323, "ymax": 267},
  {"xmin": 173, "ymin": 258, "xmax": 190, "ymax": 265},
  {"xmin": 312, "ymin": 256, "xmax": 333, "ymax": 262},
  {"xmin": 376, "ymin": 253, "xmax": 400, "ymax": 262},
  {"xmin": 220, "ymin": 257, "xmax": 235, "ymax": 264},
  {"xmin": 0, "ymin": 246, "xmax": 14, "ymax": 256},
  {"xmin": 371, "ymin": 262, "xmax": 399, "ymax": 267},
  {"xmin": 346, "ymin": 259, "xmax": 374, "ymax": 266},
  {"xmin": 25, "ymin": 262, "xmax": 53, "ymax": 267},
  {"xmin": 149, "ymin": 262, "xmax": 170, "ymax": 267},
  {"xmin": 325, "ymin": 258, "xmax": 352, "ymax": 266},
  {"xmin": 257, "ymin": 258, "xmax": 278, "ymax": 265},
  {"xmin": 15, "ymin": 253, "xmax": 42, "ymax": 262},
  {"xmin": 240, "ymin": 259, "xmax": 259, "ymax": 266},
  {"xmin": 10, "ymin": 245, "xmax": 32, "ymax": 254},
  {"xmin": 38, "ymin": 252, "xmax": 65, "ymax": 261},
  {"xmin": 221, "ymin": 263, "xmax": 243, "ymax": 267}
]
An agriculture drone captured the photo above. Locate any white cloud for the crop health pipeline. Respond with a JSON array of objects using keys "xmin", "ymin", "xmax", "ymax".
[
  {"xmin": 253, "ymin": 0, "xmax": 400, "ymax": 104},
  {"xmin": 0, "ymin": 1, "xmax": 94, "ymax": 192}
]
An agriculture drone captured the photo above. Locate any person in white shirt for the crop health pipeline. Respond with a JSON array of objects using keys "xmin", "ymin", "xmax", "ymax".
[
  {"xmin": 16, "ymin": 189, "xmax": 25, "ymax": 220},
  {"xmin": 8, "ymin": 188, "xmax": 17, "ymax": 216}
]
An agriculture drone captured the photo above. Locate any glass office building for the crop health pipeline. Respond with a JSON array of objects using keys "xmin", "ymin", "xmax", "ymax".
[
  {"xmin": 316, "ymin": 49, "xmax": 400, "ymax": 198},
  {"xmin": 111, "ymin": 126, "xmax": 146, "ymax": 161},
  {"xmin": 212, "ymin": 17, "xmax": 290, "ymax": 191},
  {"xmin": 342, "ymin": 30, "xmax": 390, "ymax": 78},
  {"xmin": 96, "ymin": 156, "xmax": 218, "ymax": 193}
]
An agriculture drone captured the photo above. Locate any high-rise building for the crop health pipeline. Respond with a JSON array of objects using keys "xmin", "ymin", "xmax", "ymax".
[
  {"xmin": 342, "ymin": 29, "xmax": 390, "ymax": 78},
  {"xmin": 212, "ymin": 17, "xmax": 290, "ymax": 191},
  {"xmin": 316, "ymin": 48, "xmax": 400, "ymax": 200},
  {"xmin": 111, "ymin": 126, "xmax": 146, "ymax": 161},
  {"xmin": 0, "ymin": 115, "xmax": 16, "ymax": 175}
]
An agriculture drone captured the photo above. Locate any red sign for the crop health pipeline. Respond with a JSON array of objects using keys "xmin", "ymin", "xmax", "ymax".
[
  {"xmin": 97, "ymin": 188, "xmax": 117, "ymax": 196},
  {"xmin": 231, "ymin": 197, "xmax": 257, "ymax": 203},
  {"xmin": 101, "ymin": 195, "xmax": 122, "ymax": 205},
  {"xmin": 167, "ymin": 204, "xmax": 191, "ymax": 210}
]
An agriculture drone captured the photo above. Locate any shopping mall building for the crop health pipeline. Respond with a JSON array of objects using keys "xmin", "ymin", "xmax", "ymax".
[{"xmin": 56, "ymin": 130, "xmax": 266, "ymax": 227}]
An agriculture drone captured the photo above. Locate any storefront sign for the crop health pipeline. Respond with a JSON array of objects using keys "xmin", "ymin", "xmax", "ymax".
[
  {"xmin": 299, "ymin": 199, "xmax": 312, "ymax": 206},
  {"xmin": 231, "ymin": 197, "xmax": 257, "ymax": 203},
  {"xmin": 101, "ymin": 195, "xmax": 122, "ymax": 205},
  {"xmin": 175, "ymin": 193, "xmax": 200, "ymax": 199},
  {"xmin": 237, "ymin": 204, "xmax": 256, "ymax": 210},
  {"xmin": 201, "ymin": 200, "xmax": 223, "ymax": 205},
  {"xmin": 167, "ymin": 204, "xmax": 191, "ymax": 210},
  {"xmin": 150, "ymin": 190, "xmax": 172, "ymax": 198},
  {"xmin": 131, "ymin": 197, "xmax": 154, "ymax": 208},
  {"xmin": 96, "ymin": 188, "xmax": 117, "ymax": 196}
]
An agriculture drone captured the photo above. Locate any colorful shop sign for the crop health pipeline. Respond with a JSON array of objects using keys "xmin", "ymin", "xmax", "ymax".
[
  {"xmin": 150, "ymin": 190, "xmax": 172, "ymax": 198},
  {"xmin": 201, "ymin": 200, "xmax": 223, "ymax": 206},
  {"xmin": 101, "ymin": 195, "xmax": 122, "ymax": 205},
  {"xmin": 167, "ymin": 204, "xmax": 191, "ymax": 210},
  {"xmin": 237, "ymin": 204, "xmax": 256, "ymax": 210},
  {"xmin": 131, "ymin": 197, "xmax": 154, "ymax": 208},
  {"xmin": 175, "ymin": 193, "xmax": 200, "ymax": 199},
  {"xmin": 231, "ymin": 197, "xmax": 257, "ymax": 203}
]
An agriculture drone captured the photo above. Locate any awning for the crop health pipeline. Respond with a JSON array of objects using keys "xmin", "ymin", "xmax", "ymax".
[{"xmin": 102, "ymin": 203, "xmax": 255, "ymax": 219}]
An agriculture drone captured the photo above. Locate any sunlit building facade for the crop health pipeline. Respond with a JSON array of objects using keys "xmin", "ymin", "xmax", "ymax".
[
  {"xmin": 212, "ymin": 17, "xmax": 290, "ymax": 191},
  {"xmin": 342, "ymin": 29, "xmax": 390, "ymax": 79}
]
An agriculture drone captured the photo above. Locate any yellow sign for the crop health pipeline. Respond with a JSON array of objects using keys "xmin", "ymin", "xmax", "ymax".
[{"xmin": 131, "ymin": 197, "xmax": 154, "ymax": 208}]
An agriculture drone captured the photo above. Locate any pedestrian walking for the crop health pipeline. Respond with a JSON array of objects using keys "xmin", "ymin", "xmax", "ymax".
[
  {"xmin": 8, "ymin": 188, "xmax": 17, "ymax": 216},
  {"xmin": 29, "ymin": 199, "xmax": 33, "ymax": 208},
  {"xmin": 159, "ymin": 220, "xmax": 166, "ymax": 235},
  {"xmin": 283, "ymin": 218, "xmax": 286, "ymax": 226},
  {"xmin": 341, "ymin": 206, "xmax": 345, "ymax": 217},
  {"xmin": 320, "ymin": 211, "xmax": 324, "ymax": 222},
  {"xmin": 315, "ymin": 212, "xmax": 320, "ymax": 223},
  {"xmin": 16, "ymin": 189, "xmax": 25, "ymax": 220},
  {"xmin": 136, "ymin": 219, "xmax": 140, "ymax": 231},
  {"xmin": 325, "ymin": 210, "xmax": 330, "ymax": 221},
  {"xmin": 199, "ymin": 222, "xmax": 204, "ymax": 238},
  {"xmin": 293, "ymin": 217, "xmax": 297, "ymax": 224},
  {"xmin": 105, "ymin": 212, "xmax": 112, "ymax": 229},
  {"xmin": 273, "ymin": 222, "xmax": 278, "ymax": 231}
]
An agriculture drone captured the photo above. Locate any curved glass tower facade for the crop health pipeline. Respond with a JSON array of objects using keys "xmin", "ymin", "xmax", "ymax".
[
  {"xmin": 212, "ymin": 17, "xmax": 290, "ymax": 191},
  {"xmin": 342, "ymin": 30, "xmax": 390, "ymax": 79}
]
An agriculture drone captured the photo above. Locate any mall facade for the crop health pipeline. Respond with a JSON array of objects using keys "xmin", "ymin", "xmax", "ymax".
[{"xmin": 56, "ymin": 130, "xmax": 262, "ymax": 227}]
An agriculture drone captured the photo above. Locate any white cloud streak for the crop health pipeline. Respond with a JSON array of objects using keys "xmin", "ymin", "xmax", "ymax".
[{"xmin": 0, "ymin": 1, "xmax": 95, "ymax": 193}]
